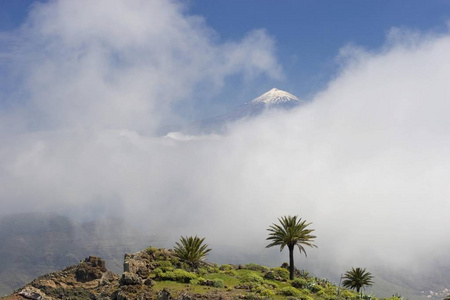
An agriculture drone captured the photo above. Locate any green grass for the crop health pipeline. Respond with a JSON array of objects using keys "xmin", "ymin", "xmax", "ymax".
[{"xmin": 204, "ymin": 272, "xmax": 240, "ymax": 287}]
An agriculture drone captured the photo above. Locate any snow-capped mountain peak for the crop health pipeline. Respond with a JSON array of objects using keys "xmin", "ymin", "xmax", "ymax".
[
  {"xmin": 167, "ymin": 88, "xmax": 305, "ymax": 136},
  {"xmin": 250, "ymin": 88, "xmax": 301, "ymax": 105}
]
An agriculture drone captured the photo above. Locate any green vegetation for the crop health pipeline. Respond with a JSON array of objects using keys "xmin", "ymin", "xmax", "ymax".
[
  {"xmin": 143, "ymin": 247, "xmax": 387, "ymax": 300},
  {"xmin": 266, "ymin": 215, "xmax": 317, "ymax": 280},
  {"xmin": 173, "ymin": 236, "xmax": 211, "ymax": 268},
  {"xmin": 342, "ymin": 267, "xmax": 374, "ymax": 296}
]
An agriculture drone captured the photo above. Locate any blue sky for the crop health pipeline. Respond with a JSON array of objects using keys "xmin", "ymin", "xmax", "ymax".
[
  {"xmin": 188, "ymin": 1, "xmax": 450, "ymax": 105},
  {"xmin": 2, "ymin": 0, "xmax": 450, "ymax": 115}
]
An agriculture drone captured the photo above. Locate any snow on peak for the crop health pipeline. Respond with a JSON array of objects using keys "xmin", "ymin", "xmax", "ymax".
[{"xmin": 250, "ymin": 88, "xmax": 301, "ymax": 105}]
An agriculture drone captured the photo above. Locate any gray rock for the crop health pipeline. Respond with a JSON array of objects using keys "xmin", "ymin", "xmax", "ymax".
[
  {"xmin": 157, "ymin": 288, "xmax": 172, "ymax": 300},
  {"xmin": 19, "ymin": 289, "xmax": 43, "ymax": 300},
  {"xmin": 119, "ymin": 272, "xmax": 142, "ymax": 286}
]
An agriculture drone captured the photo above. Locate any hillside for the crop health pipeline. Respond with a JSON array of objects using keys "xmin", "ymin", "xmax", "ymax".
[
  {"xmin": 0, "ymin": 213, "xmax": 154, "ymax": 296},
  {"xmin": 2, "ymin": 247, "xmax": 403, "ymax": 300}
]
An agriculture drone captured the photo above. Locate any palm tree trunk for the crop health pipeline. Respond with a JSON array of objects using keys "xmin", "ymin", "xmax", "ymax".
[{"xmin": 288, "ymin": 244, "xmax": 295, "ymax": 280}]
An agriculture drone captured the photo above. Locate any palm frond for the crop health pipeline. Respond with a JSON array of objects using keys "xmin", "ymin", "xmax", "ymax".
[
  {"xmin": 173, "ymin": 235, "xmax": 211, "ymax": 268},
  {"xmin": 266, "ymin": 215, "xmax": 317, "ymax": 255},
  {"xmin": 342, "ymin": 267, "xmax": 374, "ymax": 294}
]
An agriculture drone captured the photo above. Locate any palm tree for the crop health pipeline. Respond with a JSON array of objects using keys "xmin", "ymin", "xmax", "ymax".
[
  {"xmin": 266, "ymin": 215, "xmax": 317, "ymax": 280},
  {"xmin": 342, "ymin": 267, "xmax": 374, "ymax": 296},
  {"xmin": 173, "ymin": 236, "xmax": 211, "ymax": 268}
]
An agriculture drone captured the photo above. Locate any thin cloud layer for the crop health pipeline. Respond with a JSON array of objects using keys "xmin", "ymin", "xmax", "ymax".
[{"xmin": 1, "ymin": 0, "xmax": 450, "ymax": 287}]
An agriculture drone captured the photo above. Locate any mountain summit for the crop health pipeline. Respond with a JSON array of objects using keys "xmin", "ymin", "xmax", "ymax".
[
  {"xmin": 170, "ymin": 88, "xmax": 304, "ymax": 135},
  {"xmin": 250, "ymin": 88, "xmax": 301, "ymax": 105}
]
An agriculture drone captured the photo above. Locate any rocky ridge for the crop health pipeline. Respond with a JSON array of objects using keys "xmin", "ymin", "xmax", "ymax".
[{"xmin": 4, "ymin": 248, "xmax": 233, "ymax": 300}]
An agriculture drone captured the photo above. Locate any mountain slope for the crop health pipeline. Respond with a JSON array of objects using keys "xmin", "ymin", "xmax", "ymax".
[{"xmin": 180, "ymin": 88, "xmax": 305, "ymax": 134}]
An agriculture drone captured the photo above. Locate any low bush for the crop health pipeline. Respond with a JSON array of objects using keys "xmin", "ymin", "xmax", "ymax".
[
  {"xmin": 223, "ymin": 269, "xmax": 238, "ymax": 276},
  {"xmin": 278, "ymin": 286, "xmax": 302, "ymax": 297},
  {"xmin": 190, "ymin": 277, "xmax": 206, "ymax": 285},
  {"xmin": 270, "ymin": 267, "xmax": 289, "ymax": 281},
  {"xmin": 340, "ymin": 289, "xmax": 357, "ymax": 299},
  {"xmin": 210, "ymin": 278, "xmax": 224, "ymax": 288},
  {"xmin": 156, "ymin": 269, "xmax": 197, "ymax": 283},
  {"xmin": 173, "ymin": 269, "xmax": 197, "ymax": 283},
  {"xmin": 298, "ymin": 269, "xmax": 310, "ymax": 278},
  {"xmin": 306, "ymin": 282, "xmax": 323, "ymax": 293},
  {"xmin": 205, "ymin": 265, "xmax": 221, "ymax": 274},
  {"xmin": 197, "ymin": 267, "xmax": 208, "ymax": 276},
  {"xmin": 260, "ymin": 288, "xmax": 275, "ymax": 297},
  {"xmin": 160, "ymin": 271, "xmax": 176, "ymax": 281},
  {"xmin": 291, "ymin": 278, "xmax": 308, "ymax": 288},
  {"xmin": 240, "ymin": 273, "xmax": 265, "ymax": 284},
  {"xmin": 318, "ymin": 290, "xmax": 337, "ymax": 300},
  {"xmin": 157, "ymin": 261, "xmax": 173, "ymax": 272},
  {"xmin": 219, "ymin": 264, "xmax": 236, "ymax": 271},
  {"xmin": 151, "ymin": 267, "xmax": 163, "ymax": 278},
  {"xmin": 145, "ymin": 246, "xmax": 158, "ymax": 255},
  {"xmin": 242, "ymin": 263, "xmax": 270, "ymax": 273}
]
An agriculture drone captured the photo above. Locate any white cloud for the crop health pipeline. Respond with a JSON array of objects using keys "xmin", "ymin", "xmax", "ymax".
[
  {"xmin": 1, "ymin": 0, "xmax": 281, "ymax": 133},
  {"xmin": 1, "ymin": 0, "xmax": 450, "ymax": 286}
]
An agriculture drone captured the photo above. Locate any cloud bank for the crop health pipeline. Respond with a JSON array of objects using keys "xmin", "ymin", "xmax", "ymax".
[{"xmin": 1, "ymin": 0, "xmax": 450, "ymax": 284}]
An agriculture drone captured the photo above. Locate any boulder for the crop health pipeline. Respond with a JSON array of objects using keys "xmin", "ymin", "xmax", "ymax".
[
  {"xmin": 18, "ymin": 288, "xmax": 44, "ymax": 300},
  {"xmin": 157, "ymin": 288, "xmax": 173, "ymax": 300},
  {"xmin": 119, "ymin": 272, "xmax": 142, "ymax": 286}
]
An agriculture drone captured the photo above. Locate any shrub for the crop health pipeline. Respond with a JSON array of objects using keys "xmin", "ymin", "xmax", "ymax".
[
  {"xmin": 194, "ymin": 278, "xmax": 224, "ymax": 288},
  {"xmin": 306, "ymin": 282, "xmax": 323, "ymax": 293},
  {"xmin": 298, "ymin": 269, "xmax": 310, "ymax": 278},
  {"xmin": 263, "ymin": 281, "xmax": 277, "ymax": 289},
  {"xmin": 318, "ymin": 290, "xmax": 337, "ymax": 300},
  {"xmin": 210, "ymin": 278, "xmax": 224, "ymax": 288},
  {"xmin": 160, "ymin": 271, "xmax": 176, "ymax": 281},
  {"xmin": 264, "ymin": 271, "xmax": 276, "ymax": 280},
  {"xmin": 151, "ymin": 267, "xmax": 163, "ymax": 278},
  {"xmin": 291, "ymin": 278, "xmax": 308, "ymax": 288},
  {"xmin": 278, "ymin": 286, "xmax": 302, "ymax": 297},
  {"xmin": 190, "ymin": 277, "xmax": 206, "ymax": 285},
  {"xmin": 205, "ymin": 265, "xmax": 221, "ymax": 274},
  {"xmin": 240, "ymin": 273, "xmax": 265, "ymax": 284},
  {"xmin": 340, "ymin": 289, "xmax": 357, "ymax": 299},
  {"xmin": 173, "ymin": 269, "xmax": 197, "ymax": 283},
  {"xmin": 243, "ymin": 263, "xmax": 270, "ymax": 272},
  {"xmin": 145, "ymin": 246, "xmax": 158, "ymax": 255},
  {"xmin": 271, "ymin": 267, "xmax": 289, "ymax": 280},
  {"xmin": 219, "ymin": 264, "xmax": 236, "ymax": 271},
  {"xmin": 157, "ymin": 261, "xmax": 173, "ymax": 271},
  {"xmin": 384, "ymin": 297, "xmax": 402, "ymax": 300},
  {"xmin": 260, "ymin": 289, "xmax": 275, "ymax": 297},
  {"xmin": 197, "ymin": 267, "xmax": 207, "ymax": 276},
  {"xmin": 240, "ymin": 293, "xmax": 261, "ymax": 300}
]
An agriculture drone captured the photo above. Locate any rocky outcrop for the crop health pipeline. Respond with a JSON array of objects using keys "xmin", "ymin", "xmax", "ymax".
[
  {"xmin": 119, "ymin": 272, "xmax": 142, "ymax": 286},
  {"xmin": 75, "ymin": 256, "xmax": 107, "ymax": 282},
  {"xmin": 5, "ymin": 248, "xmax": 239, "ymax": 300},
  {"xmin": 12, "ymin": 256, "xmax": 118, "ymax": 300},
  {"xmin": 7, "ymin": 249, "xmax": 190, "ymax": 300}
]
